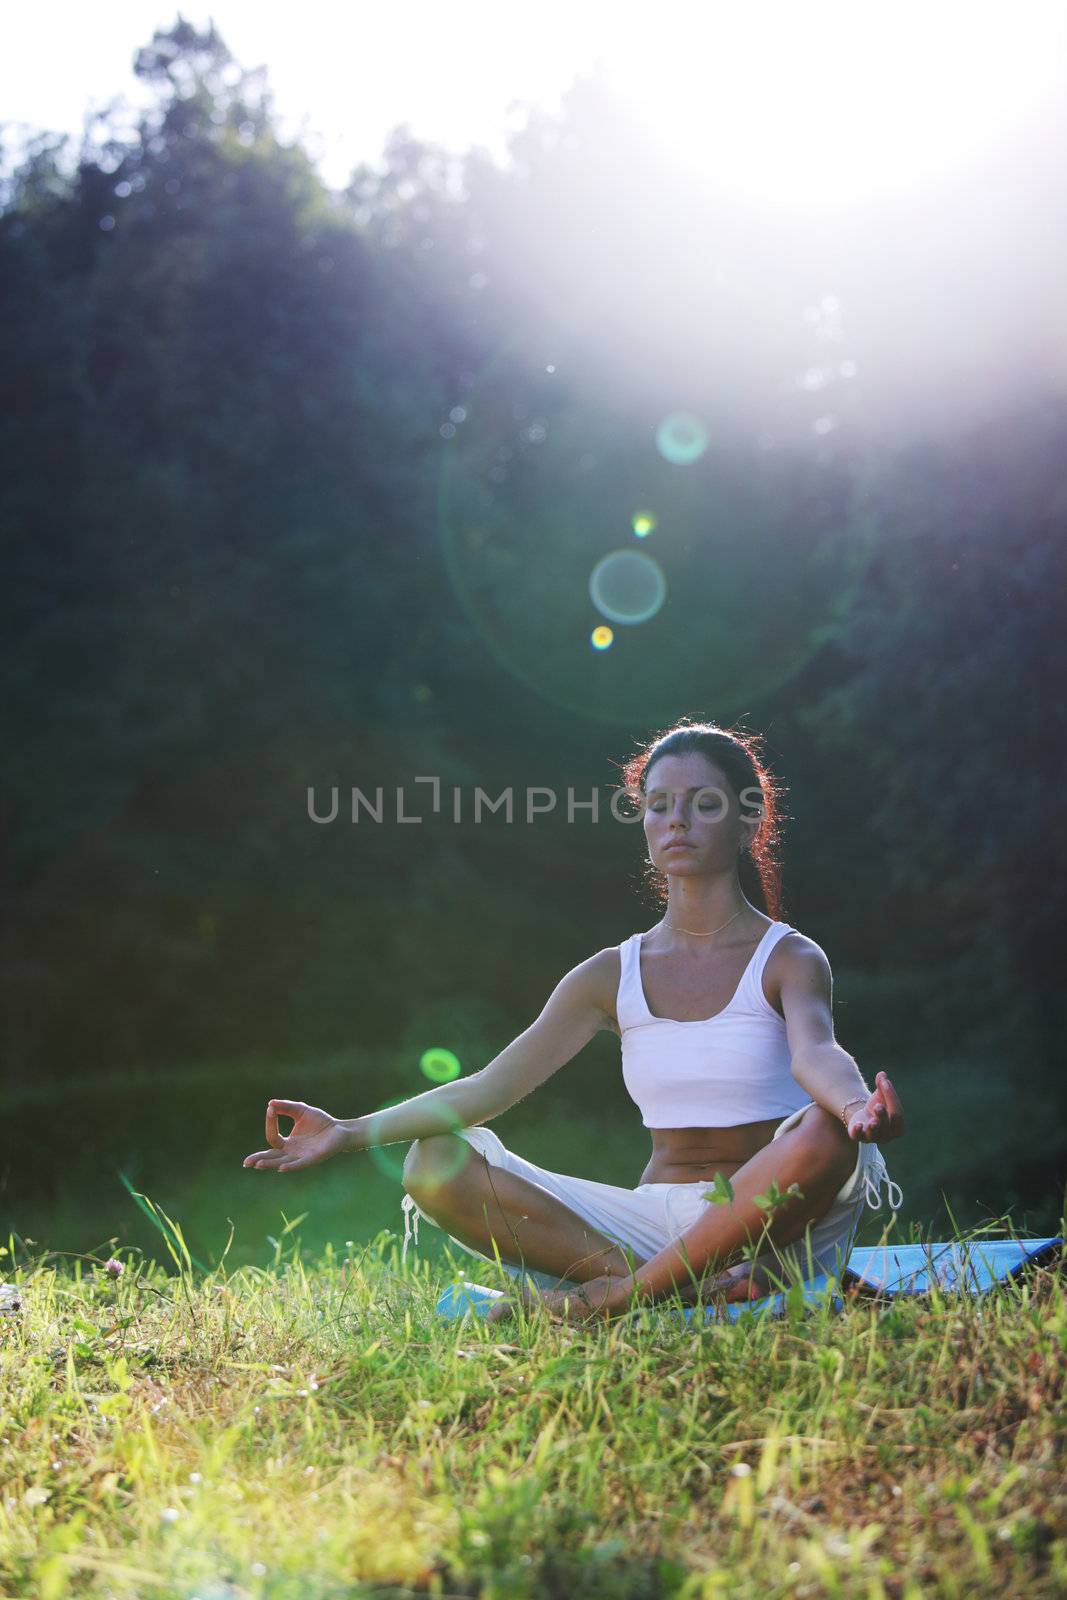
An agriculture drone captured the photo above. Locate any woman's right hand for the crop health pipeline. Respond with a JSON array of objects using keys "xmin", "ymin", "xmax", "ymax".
[{"xmin": 242, "ymin": 1099, "xmax": 350, "ymax": 1173}]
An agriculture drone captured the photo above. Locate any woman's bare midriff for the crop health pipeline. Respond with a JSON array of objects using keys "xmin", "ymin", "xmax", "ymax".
[{"xmin": 638, "ymin": 1119, "xmax": 783, "ymax": 1186}]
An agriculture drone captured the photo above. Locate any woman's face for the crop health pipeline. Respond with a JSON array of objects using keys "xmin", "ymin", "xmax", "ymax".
[{"xmin": 641, "ymin": 752, "xmax": 753, "ymax": 877}]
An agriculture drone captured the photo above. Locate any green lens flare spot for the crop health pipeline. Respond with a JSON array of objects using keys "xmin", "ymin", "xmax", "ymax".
[
  {"xmin": 419, "ymin": 1047, "xmax": 461, "ymax": 1083},
  {"xmin": 631, "ymin": 510, "xmax": 657, "ymax": 537},
  {"xmin": 591, "ymin": 624, "xmax": 614, "ymax": 650}
]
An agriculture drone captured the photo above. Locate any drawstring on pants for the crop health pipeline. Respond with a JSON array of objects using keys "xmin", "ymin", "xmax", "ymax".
[
  {"xmin": 401, "ymin": 1192, "xmax": 421, "ymax": 1265},
  {"xmin": 862, "ymin": 1148, "xmax": 904, "ymax": 1212}
]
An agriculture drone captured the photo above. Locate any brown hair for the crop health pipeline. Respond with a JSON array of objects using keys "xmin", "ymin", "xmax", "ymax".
[{"xmin": 616, "ymin": 718, "xmax": 790, "ymax": 920}]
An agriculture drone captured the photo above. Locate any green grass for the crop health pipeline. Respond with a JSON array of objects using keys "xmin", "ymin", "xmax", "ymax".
[{"xmin": 1, "ymin": 1209, "xmax": 1064, "ymax": 1600}]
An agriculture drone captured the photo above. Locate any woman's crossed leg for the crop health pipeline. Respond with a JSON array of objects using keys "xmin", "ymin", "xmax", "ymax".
[
  {"xmin": 400, "ymin": 1113, "xmax": 856, "ymax": 1305},
  {"xmin": 403, "ymin": 1135, "xmax": 640, "ymax": 1286}
]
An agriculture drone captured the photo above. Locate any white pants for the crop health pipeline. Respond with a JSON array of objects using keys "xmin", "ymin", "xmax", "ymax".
[{"xmin": 400, "ymin": 1103, "xmax": 904, "ymax": 1293}]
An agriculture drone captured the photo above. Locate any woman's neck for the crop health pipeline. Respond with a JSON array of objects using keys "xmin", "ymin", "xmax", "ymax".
[{"xmin": 659, "ymin": 889, "xmax": 761, "ymax": 940}]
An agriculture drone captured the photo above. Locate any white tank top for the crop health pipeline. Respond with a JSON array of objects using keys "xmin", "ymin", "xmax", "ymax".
[{"xmin": 617, "ymin": 920, "xmax": 812, "ymax": 1129}]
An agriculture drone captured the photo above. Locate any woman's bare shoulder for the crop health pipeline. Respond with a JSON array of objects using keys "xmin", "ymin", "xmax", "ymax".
[
  {"xmin": 764, "ymin": 928, "xmax": 830, "ymax": 1015},
  {"xmin": 581, "ymin": 944, "xmax": 624, "ymax": 1037},
  {"xmin": 772, "ymin": 927, "xmax": 829, "ymax": 967}
]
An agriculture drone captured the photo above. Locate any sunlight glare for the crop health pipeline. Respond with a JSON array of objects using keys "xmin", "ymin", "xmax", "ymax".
[{"xmin": 598, "ymin": 1, "xmax": 1066, "ymax": 207}]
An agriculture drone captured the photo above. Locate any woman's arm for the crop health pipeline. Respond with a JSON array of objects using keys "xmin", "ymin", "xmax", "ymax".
[
  {"xmin": 779, "ymin": 939, "xmax": 904, "ymax": 1141},
  {"xmin": 349, "ymin": 953, "xmax": 614, "ymax": 1147},
  {"xmin": 339, "ymin": 1071, "xmax": 507, "ymax": 1153},
  {"xmin": 243, "ymin": 950, "xmax": 617, "ymax": 1171}
]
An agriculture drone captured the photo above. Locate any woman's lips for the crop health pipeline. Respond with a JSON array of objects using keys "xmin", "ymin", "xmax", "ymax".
[{"xmin": 664, "ymin": 840, "xmax": 692, "ymax": 851}]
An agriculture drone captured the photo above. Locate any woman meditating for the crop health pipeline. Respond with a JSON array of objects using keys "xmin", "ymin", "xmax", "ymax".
[{"xmin": 243, "ymin": 720, "xmax": 905, "ymax": 1325}]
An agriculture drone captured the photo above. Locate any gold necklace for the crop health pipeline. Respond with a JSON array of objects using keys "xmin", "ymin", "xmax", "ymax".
[{"xmin": 663, "ymin": 907, "xmax": 747, "ymax": 938}]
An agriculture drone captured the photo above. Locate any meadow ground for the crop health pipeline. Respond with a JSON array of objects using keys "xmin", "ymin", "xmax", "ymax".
[{"xmin": 0, "ymin": 1208, "xmax": 1063, "ymax": 1600}]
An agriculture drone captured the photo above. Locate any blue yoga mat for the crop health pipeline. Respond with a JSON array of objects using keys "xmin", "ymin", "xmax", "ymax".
[
  {"xmin": 843, "ymin": 1236, "xmax": 1062, "ymax": 1296},
  {"xmin": 434, "ymin": 1237, "xmax": 1062, "ymax": 1324}
]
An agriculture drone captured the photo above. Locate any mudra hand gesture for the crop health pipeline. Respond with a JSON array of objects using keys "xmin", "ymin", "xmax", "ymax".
[
  {"xmin": 844, "ymin": 1071, "xmax": 905, "ymax": 1143},
  {"xmin": 243, "ymin": 1099, "xmax": 350, "ymax": 1173}
]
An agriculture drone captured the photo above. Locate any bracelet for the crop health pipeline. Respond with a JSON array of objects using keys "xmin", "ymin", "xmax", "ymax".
[{"xmin": 839, "ymin": 1095, "xmax": 867, "ymax": 1127}]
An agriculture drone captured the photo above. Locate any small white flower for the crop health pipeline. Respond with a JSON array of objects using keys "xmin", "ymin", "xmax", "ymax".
[
  {"xmin": 250, "ymin": 1561, "xmax": 267, "ymax": 1576},
  {"xmin": 730, "ymin": 1462, "xmax": 752, "ymax": 1478},
  {"xmin": 24, "ymin": 1487, "xmax": 50, "ymax": 1507},
  {"xmin": 160, "ymin": 1507, "xmax": 181, "ymax": 1523},
  {"xmin": 188, "ymin": 1472, "xmax": 202, "ymax": 1484}
]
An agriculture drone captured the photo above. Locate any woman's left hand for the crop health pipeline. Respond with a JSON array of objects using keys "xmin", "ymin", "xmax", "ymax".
[
  {"xmin": 485, "ymin": 1274, "xmax": 628, "ymax": 1326},
  {"xmin": 847, "ymin": 1070, "xmax": 906, "ymax": 1143}
]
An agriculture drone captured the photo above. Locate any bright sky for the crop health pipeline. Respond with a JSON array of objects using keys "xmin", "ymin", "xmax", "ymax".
[
  {"xmin": 1, "ymin": 1, "xmax": 619, "ymax": 189},
  {"xmin": 2, "ymin": 1, "xmax": 1066, "ymax": 202}
]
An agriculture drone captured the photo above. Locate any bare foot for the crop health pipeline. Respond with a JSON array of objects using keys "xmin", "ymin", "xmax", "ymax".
[
  {"xmin": 711, "ymin": 1264, "xmax": 772, "ymax": 1303},
  {"xmin": 720, "ymin": 1273, "xmax": 768, "ymax": 1302}
]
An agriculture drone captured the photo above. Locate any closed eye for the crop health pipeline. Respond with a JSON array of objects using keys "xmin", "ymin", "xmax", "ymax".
[{"xmin": 647, "ymin": 797, "xmax": 721, "ymax": 812}]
